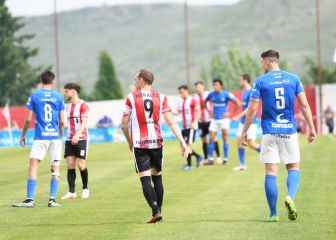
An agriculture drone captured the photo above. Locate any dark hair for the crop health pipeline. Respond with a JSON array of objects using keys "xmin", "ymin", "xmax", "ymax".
[
  {"xmin": 261, "ymin": 49, "xmax": 280, "ymax": 59},
  {"xmin": 194, "ymin": 81, "xmax": 204, "ymax": 86},
  {"xmin": 64, "ymin": 82, "xmax": 81, "ymax": 94},
  {"xmin": 178, "ymin": 85, "xmax": 189, "ymax": 91},
  {"xmin": 241, "ymin": 74, "xmax": 251, "ymax": 84},
  {"xmin": 138, "ymin": 69, "xmax": 154, "ymax": 85},
  {"xmin": 212, "ymin": 78, "xmax": 223, "ymax": 86},
  {"xmin": 40, "ymin": 70, "xmax": 55, "ymax": 84}
]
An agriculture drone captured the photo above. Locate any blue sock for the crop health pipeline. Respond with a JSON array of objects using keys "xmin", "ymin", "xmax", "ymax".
[
  {"xmin": 287, "ymin": 170, "xmax": 300, "ymax": 200},
  {"xmin": 238, "ymin": 147, "xmax": 245, "ymax": 166},
  {"xmin": 49, "ymin": 176, "xmax": 59, "ymax": 200},
  {"xmin": 26, "ymin": 179, "xmax": 37, "ymax": 200},
  {"xmin": 256, "ymin": 146, "xmax": 261, "ymax": 153},
  {"xmin": 208, "ymin": 142, "xmax": 215, "ymax": 158},
  {"xmin": 223, "ymin": 142, "xmax": 229, "ymax": 159},
  {"xmin": 265, "ymin": 175, "xmax": 278, "ymax": 217}
]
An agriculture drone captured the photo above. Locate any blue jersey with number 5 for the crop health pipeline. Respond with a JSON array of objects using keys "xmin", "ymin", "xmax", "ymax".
[
  {"xmin": 250, "ymin": 70, "xmax": 304, "ymax": 134},
  {"xmin": 26, "ymin": 89, "xmax": 65, "ymax": 140}
]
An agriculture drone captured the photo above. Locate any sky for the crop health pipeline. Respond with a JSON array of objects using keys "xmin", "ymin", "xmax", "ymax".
[{"xmin": 6, "ymin": 0, "xmax": 240, "ymax": 16}]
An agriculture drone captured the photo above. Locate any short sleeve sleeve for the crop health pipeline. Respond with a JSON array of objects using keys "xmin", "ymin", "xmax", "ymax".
[
  {"xmin": 26, "ymin": 95, "xmax": 33, "ymax": 110},
  {"xmin": 59, "ymin": 96, "xmax": 65, "ymax": 111},
  {"xmin": 227, "ymin": 92, "xmax": 237, "ymax": 102},
  {"xmin": 123, "ymin": 96, "xmax": 132, "ymax": 116},
  {"xmin": 191, "ymin": 98, "xmax": 200, "ymax": 110},
  {"xmin": 80, "ymin": 103, "xmax": 89, "ymax": 117},
  {"xmin": 295, "ymin": 77, "xmax": 304, "ymax": 96},
  {"xmin": 161, "ymin": 95, "xmax": 171, "ymax": 113},
  {"xmin": 250, "ymin": 79, "xmax": 261, "ymax": 100}
]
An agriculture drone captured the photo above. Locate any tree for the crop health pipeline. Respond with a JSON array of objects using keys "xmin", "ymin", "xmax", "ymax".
[
  {"xmin": 303, "ymin": 58, "xmax": 336, "ymax": 84},
  {"xmin": 0, "ymin": 0, "xmax": 39, "ymax": 106},
  {"xmin": 92, "ymin": 51, "xmax": 123, "ymax": 100}
]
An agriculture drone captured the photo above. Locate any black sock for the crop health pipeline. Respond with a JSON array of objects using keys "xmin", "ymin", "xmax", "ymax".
[
  {"xmin": 191, "ymin": 150, "xmax": 200, "ymax": 158},
  {"xmin": 80, "ymin": 168, "xmax": 88, "ymax": 189},
  {"xmin": 140, "ymin": 176, "xmax": 159, "ymax": 216},
  {"xmin": 215, "ymin": 141, "xmax": 220, "ymax": 157},
  {"xmin": 187, "ymin": 154, "xmax": 192, "ymax": 166},
  {"xmin": 152, "ymin": 175, "xmax": 164, "ymax": 211},
  {"xmin": 67, "ymin": 169, "xmax": 76, "ymax": 193},
  {"xmin": 202, "ymin": 142, "xmax": 208, "ymax": 159}
]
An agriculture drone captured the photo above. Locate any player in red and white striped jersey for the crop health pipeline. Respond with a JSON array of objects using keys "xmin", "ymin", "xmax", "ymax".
[
  {"xmin": 62, "ymin": 83, "xmax": 90, "ymax": 200},
  {"xmin": 122, "ymin": 69, "xmax": 191, "ymax": 224},
  {"xmin": 177, "ymin": 85, "xmax": 202, "ymax": 170}
]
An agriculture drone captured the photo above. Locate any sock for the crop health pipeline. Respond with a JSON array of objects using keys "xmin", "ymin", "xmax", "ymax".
[
  {"xmin": 223, "ymin": 142, "xmax": 229, "ymax": 159},
  {"xmin": 265, "ymin": 175, "xmax": 278, "ymax": 217},
  {"xmin": 208, "ymin": 142, "xmax": 215, "ymax": 158},
  {"xmin": 191, "ymin": 150, "xmax": 200, "ymax": 159},
  {"xmin": 26, "ymin": 179, "xmax": 37, "ymax": 200},
  {"xmin": 238, "ymin": 147, "xmax": 245, "ymax": 166},
  {"xmin": 256, "ymin": 145, "xmax": 261, "ymax": 153},
  {"xmin": 140, "ymin": 176, "xmax": 160, "ymax": 215},
  {"xmin": 67, "ymin": 169, "xmax": 76, "ymax": 193},
  {"xmin": 187, "ymin": 154, "xmax": 192, "ymax": 166},
  {"xmin": 152, "ymin": 175, "xmax": 164, "ymax": 211},
  {"xmin": 49, "ymin": 176, "xmax": 59, "ymax": 200},
  {"xmin": 202, "ymin": 142, "xmax": 208, "ymax": 159},
  {"xmin": 287, "ymin": 170, "xmax": 300, "ymax": 200},
  {"xmin": 214, "ymin": 141, "xmax": 220, "ymax": 157},
  {"xmin": 80, "ymin": 168, "xmax": 89, "ymax": 189}
]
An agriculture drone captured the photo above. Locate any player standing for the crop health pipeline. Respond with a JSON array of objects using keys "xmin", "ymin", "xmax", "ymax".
[
  {"xmin": 205, "ymin": 78, "xmax": 240, "ymax": 165},
  {"xmin": 177, "ymin": 85, "xmax": 202, "ymax": 171},
  {"xmin": 62, "ymin": 83, "xmax": 90, "ymax": 200},
  {"xmin": 12, "ymin": 70, "xmax": 65, "ymax": 208},
  {"xmin": 121, "ymin": 69, "xmax": 190, "ymax": 224},
  {"xmin": 232, "ymin": 74, "xmax": 261, "ymax": 171},
  {"xmin": 242, "ymin": 50, "xmax": 316, "ymax": 222}
]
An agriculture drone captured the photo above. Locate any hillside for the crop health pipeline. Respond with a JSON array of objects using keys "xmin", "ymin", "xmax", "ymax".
[{"xmin": 21, "ymin": 0, "xmax": 336, "ymax": 94}]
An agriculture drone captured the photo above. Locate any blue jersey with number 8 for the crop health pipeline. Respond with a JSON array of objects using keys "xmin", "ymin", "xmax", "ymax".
[
  {"xmin": 26, "ymin": 89, "xmax": 65, "ymax": 140},
  {"xmin": 250, "ymin": 70, "xmax": 304, "ymax": 135}
]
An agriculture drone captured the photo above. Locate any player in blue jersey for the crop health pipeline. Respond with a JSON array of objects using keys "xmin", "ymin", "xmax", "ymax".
[
  {"xmin": 205, "ymin": 78, "xmax": 240, "ymax": 165},
  {"xmin": 12, "ymin": 71, "xmax": 65, "ymax": 208},
  {"xmin": 242, "ymin": 50, "xmax": 316, "ymax": 222},
  {"xmin": 232, "ymin": 74, "xmax": 261, "ymax": 171}
]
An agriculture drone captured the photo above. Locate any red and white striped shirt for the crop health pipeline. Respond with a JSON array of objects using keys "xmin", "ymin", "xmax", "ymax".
[
  {"xmin": 66, "ymin": 100, "xmax": 89, "ymax": 140},
  {"xmin": 123, "ymin": 89, "xmax": 171, "ymax": 149},
  {"xmin": 195, "ymin": 91, "xmax": 211, "ymax": 123},
  {"xmin": 178, "ymin": 96, "xmax": 199, "ymax": 129}
]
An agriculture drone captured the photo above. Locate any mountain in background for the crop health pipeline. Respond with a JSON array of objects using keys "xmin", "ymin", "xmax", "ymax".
[{"xmin": 21, "ymin": 0, "xmax": 336, "ymax": 94}]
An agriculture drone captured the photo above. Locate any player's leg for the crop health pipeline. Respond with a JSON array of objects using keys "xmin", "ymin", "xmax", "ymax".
[
  {"xmin": 221, "ymin": 118, "xmax": 230, "ymax": 164},
  {"xmin": 48, "ymin": 140, "xmax": 62, "ymax": 207},
  {"xmin": 62, "ymin": 156, "xmax": 77, "ymax": 199},
  {"xmin": 150, "ymin": 148, "xmax": 164, "ymax": 217},
  {"xmin": 205, "ymin": 130, "xmax": 217, "ymax": 165},
  {"xmin": 189, "ymin": 129, "xmax": 202, "ymax": 167},
  {"xmin": 246, "ymin": 124, "xmax": 261, "ymax": 153},
  {"xmin": 200, "ymin": 122, "xmax": 210, "ymax": 162},
  {"xmin": 133, "ymin": 148, "xmax": 161, "ymax": 223},
  {"xmin": 78, "ymin": 158, "xmax": 89, "ymax": 199},
  {"xmin": 282, "ymin": 133, "xmax": 301, "ymax": 221},
  {"xmin": 260, "ymin": 134, "xmax": 280, "ymax": 221},
  {"xmin": 12, "ymin": 140, "xmax": 48, "ymax": 208},
  {"xmin": 234, "ymin": 123, "xmax": 246, "ymax": 171},
  {"xmin": 181, "ymin": 129, "xmax": 192, "ymax": 170}
]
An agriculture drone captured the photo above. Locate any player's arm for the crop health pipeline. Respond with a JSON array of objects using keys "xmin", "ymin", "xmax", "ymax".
[
  {"xmin": 297, "ymin": 92, "xmax": 317, "ymax": 143},
  {"xmin": 59, "ymin": 110, "xmax": 65, "ymax": 137},
  {"xmin": 241, "ymin": 100, "xmax": 259, "ymax": 144},
  {"xmin": 192, "ymin": 100, "xmax": 201, "ymax": 129},
  {"xmin": 72, "ymin": 114, "xmax": 88, "ymax": 145},
  {"xmin": 232, "ymin": 109, "xmax": 247, "ymax": 121},
  {"xmin": 163, "ymin": 111, "xmax": 191, "ymax": 158},
  {"xmin": 20, "ymin": 110, "xmax": 33, "ymax": 147},
  {"xmin": 121, "ymin": 113, "xmax": 133, "ymax": 151}
]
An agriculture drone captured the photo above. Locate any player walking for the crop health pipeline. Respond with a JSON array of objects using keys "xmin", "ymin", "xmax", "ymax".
[
  {"xmin": 242, "ymin": 50, "xmax": 316, "ymax": 222},
  {"xmin": 232, "ymin": 74, "xmax": 261, "ymax": 171},
  {"xmin": 177, "ymin": 85, "xmax": 202, "ymax": 171},
  {"xmin": 12, "ymin": 71, "xmax": 65, "ymax": 208},
  {"xmin": 121, "ymin": 69, "xmax": 190, "ymax": 224},
  {"xmin": 206, "ymin": 78, "xmax": 240, "ymax": 165},
  {"xmin": 62, "ymin": 83, "xmax": 90, "ymax": 200}
]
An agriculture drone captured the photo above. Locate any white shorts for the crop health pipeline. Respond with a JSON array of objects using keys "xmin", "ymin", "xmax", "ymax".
[
  {"xmin": 30, "ymin": 140, "xmax": 63, "ymax": 165},
  {"xmin": 260, "ymin": 133, "xmax": 300, "ymax": 164},
  {"xmin": 237, "ymin": 123, "xmax": 257, "ymax": 140},
  {"xmin": 209, "ymin": 118, "xmax": 230, "ymax": 132}
]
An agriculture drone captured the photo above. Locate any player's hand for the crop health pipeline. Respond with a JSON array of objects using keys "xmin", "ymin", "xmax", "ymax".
[
  {"xmin": 71, "ymin": 134, "xmax": 80, "ymax": 145},
  {"xmin": 19, "ymin": 136, "xmax": 26, "ymax": 147},
  {"xmin": 182, "ymin": 145, "xmax": 192, "ymax": 158},
  {"xmin": 307, "ymin": 129, "xmax": 317, "ymax": 143},
  {"xmin": 191, "ymin": 121, "xmax": 198, "ymax": 130}
]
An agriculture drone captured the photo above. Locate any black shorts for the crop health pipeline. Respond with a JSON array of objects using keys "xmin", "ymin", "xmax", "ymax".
[
  {"xmin": 64, "ymin": 140, "xmax": 88, "ymax": 160},
  {"xmin": 133, "ymin": 148, "xmax": 163, "ymax": 173},
  {"xmin": 182, "ymin": 128, "xmax": 196, "ymax": 145},
  {"xmin": 198, "ymin": 121, "xmax": 210, "ymax": 138}
]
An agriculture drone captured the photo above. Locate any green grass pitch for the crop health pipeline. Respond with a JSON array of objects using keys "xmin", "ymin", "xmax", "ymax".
[{"xmin": 0, "ymin": 136, "xmax": 335, "ymax": 240}]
